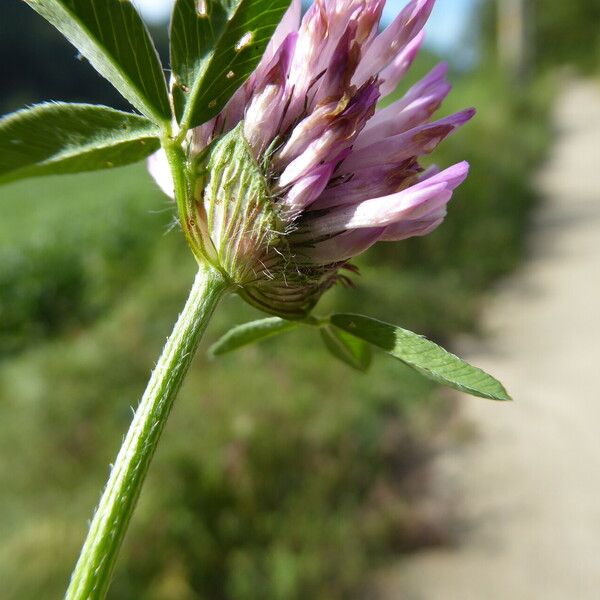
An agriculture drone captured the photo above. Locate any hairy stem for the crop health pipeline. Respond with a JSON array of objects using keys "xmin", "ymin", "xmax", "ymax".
[{"xmin": 65, "ymin": 265, "xmax": 229, "ymax": 600}]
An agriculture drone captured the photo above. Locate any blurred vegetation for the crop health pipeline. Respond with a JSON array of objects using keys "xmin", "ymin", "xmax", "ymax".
[
  {"xmin": 0, "ymin": 0, "xmax": 566, "ymax": 598},
  {"xmin": 0, "ymin": 1, "xmax": 169, "ymax": 114},
  {"xmin": 479, "ymin": 0, "xmax": 600, "ymax": 74},
  {"xmin": 0, "ymin": 168, "xmax": 160, "ymax": 356},
  {"xmin": 532, "ymin": 0, "xmax": 600, "ymax": 72}
]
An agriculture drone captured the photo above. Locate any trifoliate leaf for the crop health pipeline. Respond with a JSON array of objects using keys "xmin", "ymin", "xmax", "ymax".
[
  {"xmin": 0, "ymin": 103, "xmax": 160, "ymax": 185},
  {"xmin": 24, "ymin": 0, "xmax": 171, "ymax": 124},
  {"xmin": 209, "ymin": 317, "xmax": 298, "ymax": 356},
  {"xmin": 331, "ymin": 314, "xmax": 511, "ymax": 401},
  {"xmin": 320, "ymin": 325, "xmax": 372, "ymax": 372}
]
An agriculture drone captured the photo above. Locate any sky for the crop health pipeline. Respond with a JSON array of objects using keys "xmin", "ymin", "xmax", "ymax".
[{"xmin": 133, "ymin": 0, "xmax": 479, "ymax": 53}]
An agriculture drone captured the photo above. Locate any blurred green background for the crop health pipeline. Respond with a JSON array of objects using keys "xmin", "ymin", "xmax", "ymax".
[{"xmin": 0, "ymin": 0, "xmax": 596, "ymax": 598}]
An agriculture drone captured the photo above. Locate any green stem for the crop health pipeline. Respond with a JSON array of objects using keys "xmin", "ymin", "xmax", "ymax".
[{"xmin": 65, "ymin": 264, "xmax": 229, "ymax": 600}]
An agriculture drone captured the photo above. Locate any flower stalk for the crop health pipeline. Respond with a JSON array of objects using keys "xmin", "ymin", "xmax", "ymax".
[{"xmin": 65, "ymin": 265, "xmax": 229, "ymax": 600}]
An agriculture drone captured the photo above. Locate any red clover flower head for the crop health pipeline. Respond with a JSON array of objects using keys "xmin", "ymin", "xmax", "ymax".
[{"xmin": 150, "ymin": 0, "xmax": 474, "ymax": 318}]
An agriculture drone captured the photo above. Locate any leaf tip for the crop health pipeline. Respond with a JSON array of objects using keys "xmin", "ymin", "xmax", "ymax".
[
  {"xmin": 497, "ymin": 388, "xmax": 513, "ymax": 402},
  {"xmin": 206, "ymin": 341, "xmax": 224, "ymax": 358}
]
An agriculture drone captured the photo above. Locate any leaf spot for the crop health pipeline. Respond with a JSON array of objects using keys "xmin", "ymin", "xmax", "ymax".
[
  {"xmin": 208, "ymin": 99, "xmax": 217, "ymax": 108},
  {"xmin": 226, "ymin": 70, "xmax": 235, "ymax": 79},
  {"xmin": 234, "ymin": 32, "xmax": 254, "ymax": 52},
  {"xmin": 196, "ymin": 0, "xmax": 208, "ymax": 17}
]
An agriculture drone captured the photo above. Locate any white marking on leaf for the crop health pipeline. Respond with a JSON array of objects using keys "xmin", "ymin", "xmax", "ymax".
[
  {"xmin": 235, "ymin": 32, "xmax": 254, "ymax": 52},
  {"xmin": 196, "ymin": 0, "xmax": 208, "ymax": 17}
]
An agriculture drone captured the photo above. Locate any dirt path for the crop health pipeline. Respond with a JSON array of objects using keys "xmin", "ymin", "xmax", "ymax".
[{"xmin": 376, "ymin": 80, "xmax": 600, "ymax": 600}]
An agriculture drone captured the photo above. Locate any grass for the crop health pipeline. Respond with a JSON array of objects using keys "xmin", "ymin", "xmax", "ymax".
[{"xmin": 0, "ymin": 166, "xmax": 167, "ymax": 355}]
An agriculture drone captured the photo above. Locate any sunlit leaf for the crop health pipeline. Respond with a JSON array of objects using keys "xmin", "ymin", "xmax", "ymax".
[
  {"xmin": 209, "ymin": 317, "xmax": 298, "ymax": 356},
  {"xmin": 171, "ymin": 0, "xmax": 291, "ymax": 129},
  {"xmin": 320, "ymin": 325, "xmax": 372, "ymax": 372},
  {"xmin": 331, "ymin": 314, "xmax": 511, "ymax": 401},
  {"xmin": 0, "ymin": 103, "xmax": 160, "ymax": 185},
  {"xmin": 24, "ymin": 0, "xmax": 171, "ymax": 124}
]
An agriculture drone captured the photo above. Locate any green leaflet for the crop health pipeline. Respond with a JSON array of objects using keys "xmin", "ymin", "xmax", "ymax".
[
  {"xmin": 0, "ymin": 104, "xmax": 160, "ymax": 185},
  {"xmin": 209, "ymin": 317, "xmax": 299, "ymax": 356},
  {"xmin": 331, "ymin": 314, "xmax": 511, "ymax": 401},
  {"xmin": 171, "ymin": 0, "xmax": 291, "ymax": 129},
  {"xmin": 24, "ymin": 0, "xmax": 170, "ymax": 124},
  {"xmin": 320, "ymin": 325, "xmax": 372, "ymax": 372}
]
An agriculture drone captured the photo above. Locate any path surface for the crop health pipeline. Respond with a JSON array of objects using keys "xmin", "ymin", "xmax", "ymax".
[{"xmin": 376, "ymin": 80, "xmax": 600, "ymax": 600}]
